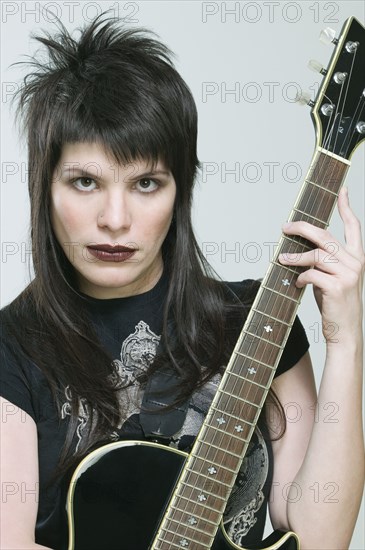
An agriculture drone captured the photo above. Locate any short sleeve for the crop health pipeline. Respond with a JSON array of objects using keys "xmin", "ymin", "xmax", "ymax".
[
  {"xmin": 0, "ymin": 342, "xmax": 37, "ymax": 420},
  {"xmin": 0, "ymin": 314, "xmax": 39, "ymax": 420},
  {"xmin": 275, "ymin": 315, "xmax": 310, "ymax": 377}
]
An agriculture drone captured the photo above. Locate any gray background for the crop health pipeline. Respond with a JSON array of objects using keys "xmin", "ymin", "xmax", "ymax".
[{"xmin": 1, "ymin": 1, "xmax": 364, "ymax": 547}]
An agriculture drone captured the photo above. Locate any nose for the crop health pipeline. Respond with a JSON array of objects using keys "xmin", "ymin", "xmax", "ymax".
[{"xmin": 97, "ymin": 189, "xmax": 132, "ymax": 233}]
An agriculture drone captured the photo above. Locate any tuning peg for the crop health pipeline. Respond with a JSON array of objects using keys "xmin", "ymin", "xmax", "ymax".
[
  {"xmin": 319, "ymin": 27, "xmax": 338, "ymax": 45},
  {"xmin": 308, "ymin": 59, "xmax": 328, "ymax": 75},
  {"xmin": 295, "ymin": 91, "xmax": 315, "ymax": 107}
]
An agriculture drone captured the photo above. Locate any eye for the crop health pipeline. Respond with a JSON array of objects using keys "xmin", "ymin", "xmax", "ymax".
[
  {"xmin": 136, "ymin": 178, "xmax": 159, "ymax": 193},
  {"xmin": 71, "ymin": 177, "xmax": 97, "ymax": 192}
]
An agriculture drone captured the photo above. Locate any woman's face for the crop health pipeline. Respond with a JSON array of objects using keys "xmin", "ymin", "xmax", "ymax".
[{"xmin": 50, "ymin": 142, "xmax": 176, "ymax": 299}]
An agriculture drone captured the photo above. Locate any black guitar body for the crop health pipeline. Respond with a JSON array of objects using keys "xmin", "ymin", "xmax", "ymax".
[{"xmin": 66, "ymin": 441, "xmax": 299, "ymax": 550}]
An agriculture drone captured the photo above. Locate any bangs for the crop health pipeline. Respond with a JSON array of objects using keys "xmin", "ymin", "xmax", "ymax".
[{"xmin": 50, "ymin": 76, "xmax": 174, "ymax": 171}]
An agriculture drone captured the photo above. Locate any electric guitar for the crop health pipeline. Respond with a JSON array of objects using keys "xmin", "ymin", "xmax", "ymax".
[{"xmin": 66, "ymin": 17, "xmax": 365, "ymax": 550}]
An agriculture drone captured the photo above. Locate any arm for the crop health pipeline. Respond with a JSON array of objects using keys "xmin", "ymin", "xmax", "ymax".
[
  {"xmin": 268, "ymin": 187, "xmax": 365, "ymax": 549},
  {"xmin": 0, "ymin": 396, "xmax": 54, "ymax": 550}
]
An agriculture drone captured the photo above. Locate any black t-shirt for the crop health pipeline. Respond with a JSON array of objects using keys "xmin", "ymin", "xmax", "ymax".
[{"xmin": 0, "ymin": 276, "xmax": 309, "ymax": 549}]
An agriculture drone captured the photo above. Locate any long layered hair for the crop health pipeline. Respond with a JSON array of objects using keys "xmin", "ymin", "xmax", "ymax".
[{"xmin": 3, "ymin": 14, "xmax": 282, "ymax": 471}]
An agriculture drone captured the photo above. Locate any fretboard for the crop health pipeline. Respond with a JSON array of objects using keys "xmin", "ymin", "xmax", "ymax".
[{"xmin": 152, "ymin": 148, "xmax": 350, "ymax": 550}]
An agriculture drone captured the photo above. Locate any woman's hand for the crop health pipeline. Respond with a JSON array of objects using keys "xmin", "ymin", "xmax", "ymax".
[{"xmin": 278, "ymin": 186, "xmax": 365, "ymax": 345}]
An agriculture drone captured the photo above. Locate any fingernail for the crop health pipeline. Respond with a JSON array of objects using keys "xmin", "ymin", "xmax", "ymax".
[{"xmin": 282, "ymin": 222, "xmax": 292, "ymax": 230}]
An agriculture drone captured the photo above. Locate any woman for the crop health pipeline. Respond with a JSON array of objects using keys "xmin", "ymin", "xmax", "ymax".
[{"xmin": 1, "ymin": 14, "xmax": 364, "ymax": 550}]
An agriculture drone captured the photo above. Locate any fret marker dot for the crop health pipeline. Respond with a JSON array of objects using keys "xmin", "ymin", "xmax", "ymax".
[
  {"xmin": 247, "ymin": 367, "xmax": 256, "ymax": 375},
  {"xmin": 216, "ymin": 416, "xmax": 226, "ymax": 425},
  {"xmin": 208, "ymin": 466, "xmax": 217, "ymax": 475},
  {"xmin": 198, "ymin": 493, "xmax": 207, "ymax": 502},
  {"xmin": 187, "ymin": 516, "xmax": 197, "ymax": 525},
  {"xmin": 264, "ymin": 325, "xmax": 273, "ymax": 333},
  {"xmin": 282, "ymin": 278, "xmax": 290, "ymax": 286},
  {"xmin": 179, "ymin": 539, "xmax": 189, "ymax": 547},
  {"xmin": 234, "ymin": 425, "xmax": 244, "ymax": 432}
]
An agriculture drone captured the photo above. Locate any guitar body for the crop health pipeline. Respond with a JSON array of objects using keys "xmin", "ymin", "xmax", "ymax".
[{"xmin": 67, "ymin": 440, "xmax": 299, "ymax": 550}]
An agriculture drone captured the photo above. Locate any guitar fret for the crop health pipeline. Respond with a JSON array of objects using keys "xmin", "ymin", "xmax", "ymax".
[
  {"xmin": 306, "ymin": 178, "xmax": 339, "ymax": 195},
  {"xmin": 212, "ymin": 406, "xmax": 255, "ymax": 426},
  {"xmin": 182, "ymin": 480, "xmax": 229, "ymax": 497},
  {"xmin": 187, "ymin": 461, "xmax": 235, "ymax": 477},
  {"xmin": 159, "ymin": 528, "xmax": 211, "ymax": 548},
  {"xmin": 293, "ymin": 207, "xmax": 329, "ymax": 226},
  {"xmin": 169, "ymin": 504, "xmax": 217, "ymax": 526},
  {"xmin": 282, "ymin": 235, "xmax": 312, "ymax": 251},
  {"xmin": 178, "ymin": 493, "xmax": 225, "ymax": 512},
  {"xmin": 257, "ymin": 288, "xmax": 298, "ymax": 305},
  {"xmin": 166, "ymin": 516, "xmax": 216, "ymax": 537},
  {"xmin": 233, "ymin": 351, "xmax": 275, "ymax": 369},
  {"xmin": 271, "ymin": 260, "xmax": 302, "ymax": 275},
  {"xmin": 207, "ymin": 424, "xmax": 250, "ymax": 442},
  {"xmin": 252, "ymin": 306, "xmax": 293, "ymax": 323},
  {"xmin": 243, "ymin": 331, "xmax": 283, "ymax": 348},
  {"xmin": 186, "ymin": 460, "xmax": 236, "ymax": 476},
  {"xmin": 317, "ymin": 146, "xmax": 351, "ymax": 165},
  {"xmin": 219, "ymin": 389, "xmax": 263, "ymax": 409},
  {"xmin": 196, "ymin": 435, "xmax": 242, "ymax": 458},
  {"xmin": 224, "ymin": 373, "xmax": 267, "ymax": 390},
  {"xmin": 156, "ymin": 540, "xmax": 191, "ymax": 550}
]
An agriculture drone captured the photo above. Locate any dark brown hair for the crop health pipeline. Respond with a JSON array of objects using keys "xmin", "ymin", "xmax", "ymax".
[{"xmin": 3, "ymin": 13, "xmax": 283, "ymax": 472}]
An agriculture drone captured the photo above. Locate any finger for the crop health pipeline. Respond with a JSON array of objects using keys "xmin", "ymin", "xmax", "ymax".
[
  {"xmin": 281, "ymin": 216, "xmax": 362, "ymax": 269},
  {"xmin": 278, "ymin": 248, "xmax": 342, "ymax": 274},
  {"xmin": 337, "ymin": 187, "xmax": 364, "ymax": 255},
  {"xmin": 278, "ymin": 246, "xmax": 363, "ymax": 279},
  {"xmin": 281, "ymin": 221, "xmax": 342, "ymax": 254}
]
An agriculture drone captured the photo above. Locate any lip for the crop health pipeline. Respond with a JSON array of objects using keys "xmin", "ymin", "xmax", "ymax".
[{"xmin": 86, "ymin": 244, "xmax": 137, "ymax": 263}]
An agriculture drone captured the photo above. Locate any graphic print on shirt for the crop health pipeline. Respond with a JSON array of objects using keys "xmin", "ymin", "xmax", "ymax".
[
  {"xmin": 61, "ymin": 320, "xmax": 161, "ymax": 450},
  {"xmin": 61, "ymin": 320, "xmax": 267, "ymax": 538},
  {"xmin": 223, "ymin": 429, "xmax": 268, "ymax": 543}
]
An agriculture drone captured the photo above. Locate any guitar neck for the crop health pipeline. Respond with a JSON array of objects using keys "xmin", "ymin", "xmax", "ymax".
[{"xmin": 152, "ymin": 147, "xmax": 350, "ymax": 549}]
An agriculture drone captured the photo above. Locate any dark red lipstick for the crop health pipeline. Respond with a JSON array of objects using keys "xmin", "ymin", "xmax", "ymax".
[{"xmin": 86, "ymin": 244, "xmax": 137, "ymax": 262}]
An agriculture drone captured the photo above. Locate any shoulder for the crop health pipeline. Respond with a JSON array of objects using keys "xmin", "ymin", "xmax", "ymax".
[
  {"xmin": 1, "ymin": 283, "xmax": 37, "ymax": 331},
  {"xmin": 0, "ymin": 284, "xmax": 48, "ymax": 421}
]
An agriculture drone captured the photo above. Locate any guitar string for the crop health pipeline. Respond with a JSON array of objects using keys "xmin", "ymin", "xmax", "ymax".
[
  {"xmin": 289, "ymin": 58, "xmax": 349, "ymax": 239},
  {"xmin": 188, "ymin": 69, "xmax": 362, "ymax": 550},
  {"xmin": 189, "ymin": 49, "xmax": 358, "ymax": 514},
  {"xmin": 324, "ymin": 47, "xmax": 358, "ymax": 159},
  {"xmin": 293, "ymin": 45, "xmax": 355, "ymax": 270},
  {"xmin": 307, "ymin": 75, "xmax": 348, "ymax": 229},
  {"xmin": 186, "ymin": 146, "xmax": 345, "ymax": 526},
  {"xmin": 172, "ymin": 36, "xmax": 364, "ymax": 546},
  {"xmin": 167, "ymin": 41, "xmax": 363, "ymax": 546},
  {"xmin": 252, "ymin": 48, "xmax": 360, "ymax": 402},
  {"xmin": 316, "ymin": 44, "xmax": 361, "ymax": 253},
  {"xmin": 243, "ymin": 36, "xmax": 364, "ymax": 470},
  {"xmin": 340, "ymin": 79, "xmax": 365, "ymax": 160},
  {"xmin": 342, "ymin": 95, "xmax": 365, "ymax": 158},
  {"xmin": 183, "ymin": 73, "xmax": 350, "ymax": 536},
  {"xmin": 305, "ymin": 44, "xmax": 359, "ymax": 230}
]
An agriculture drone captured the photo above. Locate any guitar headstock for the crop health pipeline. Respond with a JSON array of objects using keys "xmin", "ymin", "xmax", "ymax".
[{"xmin": 312, "ymin": 17, "xmax": 365, "ymax": 160}]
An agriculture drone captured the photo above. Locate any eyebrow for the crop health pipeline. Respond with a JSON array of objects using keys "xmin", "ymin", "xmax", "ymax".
[{"xmin": 60, "ymin": 167, "xmax": 171, "ymax": 179}]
